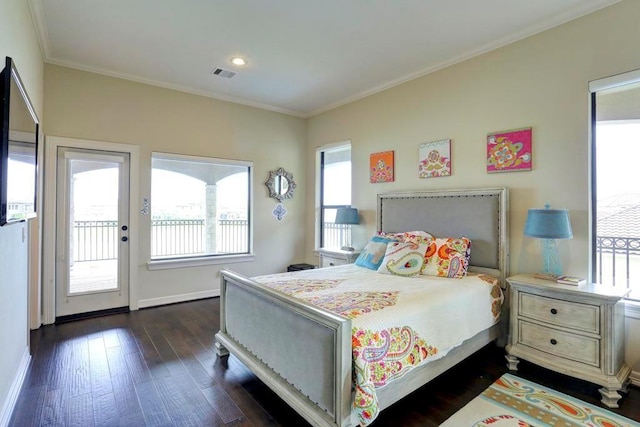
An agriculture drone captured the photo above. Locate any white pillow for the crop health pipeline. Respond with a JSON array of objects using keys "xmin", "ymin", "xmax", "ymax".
[{"xmin": 377, "ymin": 241, "xmax": 428, "ymax": 277}]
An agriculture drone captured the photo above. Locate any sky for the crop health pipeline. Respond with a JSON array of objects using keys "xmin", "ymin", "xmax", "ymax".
[
  {"xmin": 323, "ymin": 162, "xmax": 351, "ymax": 206},
  {"xmin": 596, "ymin": 121, "xmax": 640, "ymax": 202}
]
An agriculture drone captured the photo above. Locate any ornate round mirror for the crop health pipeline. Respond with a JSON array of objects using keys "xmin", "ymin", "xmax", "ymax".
[{"xmin": 265, "ymin": 168, "xmax": 296, "ymax": 202}]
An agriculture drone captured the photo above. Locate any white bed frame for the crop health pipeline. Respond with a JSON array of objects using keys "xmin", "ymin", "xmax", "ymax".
[{"xmin": 215, "ymin": 187, "xmax": 509, "ymax": 427}]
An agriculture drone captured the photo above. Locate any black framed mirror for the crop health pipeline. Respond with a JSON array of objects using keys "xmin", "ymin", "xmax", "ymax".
[{"xmin": 0, "ymin": 57, "xmax": 39, "ymax": 226}]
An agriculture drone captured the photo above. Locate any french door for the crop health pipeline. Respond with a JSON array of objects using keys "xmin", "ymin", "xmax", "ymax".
[{"xmin": 55, "ymin": 147, "xmax": 130, "ymax": 318}]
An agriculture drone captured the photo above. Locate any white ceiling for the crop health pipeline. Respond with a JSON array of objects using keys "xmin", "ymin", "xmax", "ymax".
[{"xmin": 30, "ymin": 0, "xmax": 620, "ymax": 117}]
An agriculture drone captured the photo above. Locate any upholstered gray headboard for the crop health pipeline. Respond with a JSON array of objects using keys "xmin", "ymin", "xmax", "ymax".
[{"xmin": 377, "ymin": 187, "xmax": 509, "ymax": 282}]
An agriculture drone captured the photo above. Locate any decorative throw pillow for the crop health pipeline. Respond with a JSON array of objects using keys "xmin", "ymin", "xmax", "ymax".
[
  {"xmin": 402, "ymin": 230, "xmax": 433, "ymax": 245},
  {"xmin": 375, "ymin": 231, "xmax": 404, "ymax": 241},
  {"xmin": 355, "ymin": 236, "xmax": 395, "ymax": 270},
  {"xmin": 421, "ymin": 237, "xmax": 471, "ymax": 279},
  {"xmin": 377, "ymin": 241, "xmax": 428, "ymax": 277}
]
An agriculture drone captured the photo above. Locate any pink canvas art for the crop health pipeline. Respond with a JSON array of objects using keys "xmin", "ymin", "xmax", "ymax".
[{"xmin": 487, "ymin": 127, "xmax": 532, "ymax": 173}]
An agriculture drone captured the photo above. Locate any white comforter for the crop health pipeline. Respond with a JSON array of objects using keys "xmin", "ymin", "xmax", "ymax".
[{"xmin": 253, "ymin": 264, "xmax": 503, "ymax": 425}]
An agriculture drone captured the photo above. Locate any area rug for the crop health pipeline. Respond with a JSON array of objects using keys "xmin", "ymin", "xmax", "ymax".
[{"xmin": 441, "ymin": 373, "xmax": 639, "ymax": 427}]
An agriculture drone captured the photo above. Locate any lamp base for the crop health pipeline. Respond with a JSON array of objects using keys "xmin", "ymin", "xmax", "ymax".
[{"xmin": 540, "ymin": 238, "xmax": 563, "ymax": 276}]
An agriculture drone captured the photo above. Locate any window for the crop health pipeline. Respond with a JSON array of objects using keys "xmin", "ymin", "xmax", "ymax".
[
  {"xmin": 317, "ymin": 143, "xmax": 352, "ymax": 249},
  {"xmin": 150, "ymin": 152, "xmax": 252, "ymax": 263},
  {"xmin": 590, "ymin": 71, "xmax": 640, "ymax": 301}
]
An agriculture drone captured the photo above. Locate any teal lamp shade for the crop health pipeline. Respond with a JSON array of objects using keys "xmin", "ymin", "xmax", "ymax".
[
  {"xmin": 335, "ymin": 207, "xmax": 359, "ymax": 225},
  {"xmin": 335, "ymin": 207, "xmax": 359, "ymax": 251},
  {"xmin": 524, "ymin": 205, "xmax": 573, "ymax": 275},
  {"xmin": 524, "ymin": 208, "xmax": 573, "ymax": 239}
]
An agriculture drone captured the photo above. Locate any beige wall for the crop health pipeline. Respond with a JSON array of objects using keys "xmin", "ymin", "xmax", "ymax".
[
  {"xmin": 306, "ymin": 0, "xmax": 640, "ymax": 367},
  {"xmin": 0, "ymin": 0, "xmax": 44, "ymax": 421},
  {"xmin": 44, "ymin": 65, "xmax": 307, "ymax": 302}
]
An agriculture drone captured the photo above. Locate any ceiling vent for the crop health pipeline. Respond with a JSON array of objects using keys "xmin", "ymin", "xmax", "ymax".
[{"xmin": 211, "ymin": 68, "xmax": 236, "ymax": 78}]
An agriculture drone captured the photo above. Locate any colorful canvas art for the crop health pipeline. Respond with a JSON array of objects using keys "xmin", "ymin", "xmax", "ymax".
[
  {"xmin": 370, "ymin": 151, "xmax": 394, "ymax": 183},
  {"xmin": 487, "ymin": 127, "xmax": 532, "ymax": 173},
  {"xmin": 419, "ymin": 139, "xmax": 451, "ymax": 178}
]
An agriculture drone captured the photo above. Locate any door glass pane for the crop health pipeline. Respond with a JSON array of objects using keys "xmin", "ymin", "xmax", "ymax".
[{"xmin": 68, "ymin": 159, "xmax": 120, "ymax": 294}]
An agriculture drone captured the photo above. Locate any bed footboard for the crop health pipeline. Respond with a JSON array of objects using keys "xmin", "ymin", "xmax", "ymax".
[{"xmin": 215, "ymin": 270, "xmax": 353, "ymax": 427}]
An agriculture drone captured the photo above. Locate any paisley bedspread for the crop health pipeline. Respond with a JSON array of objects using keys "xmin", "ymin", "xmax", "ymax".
[{"xmin": 252, "ymin": 264, "xmax": 504, "ymax": 426}]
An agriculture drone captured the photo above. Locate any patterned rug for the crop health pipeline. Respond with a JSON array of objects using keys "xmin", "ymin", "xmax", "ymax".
[{"xmin": 441, "ymin": 373, "xmax": 639, "ymax": 427}]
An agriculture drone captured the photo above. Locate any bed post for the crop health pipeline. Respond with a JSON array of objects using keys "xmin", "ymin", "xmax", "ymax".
[
  {"xmin": 215, "ymin": 272, "xmax": 230, "ymax": 358},
  {"xmin": 214, "ymin": 341, "xmax": 229, "ymax": 358}
]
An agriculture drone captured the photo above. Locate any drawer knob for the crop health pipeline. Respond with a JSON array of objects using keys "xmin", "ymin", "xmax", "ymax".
[
  {"xmin": 329, "ymin": 262, "xmax": 334, "ymax": 266},
  {"xmin": 550, "ymin": 339, "xmax": 557, "ymax": 345},
  {"xmin": 550, "ymin": 308, "xmax": 558, "ymax": 315}
]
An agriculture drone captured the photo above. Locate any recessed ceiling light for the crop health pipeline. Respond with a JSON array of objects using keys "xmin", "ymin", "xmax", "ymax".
[{"xmin": 230, "ymin": 57, "xmax": 248, "ymax": 66}]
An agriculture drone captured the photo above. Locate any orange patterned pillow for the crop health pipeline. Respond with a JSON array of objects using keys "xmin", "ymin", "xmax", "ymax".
[{"xmin": 421, "ymin": 237, "xmax": 471, "ymax": 279}]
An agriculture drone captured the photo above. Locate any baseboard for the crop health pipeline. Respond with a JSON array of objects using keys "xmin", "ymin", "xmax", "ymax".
[
  {"xmin": 630, "ymin": 369, "xmax": 640, "ymax": 388},
  {"xmin": 55, "ymin": 306, "xmax": 129, "ymax": 324},
  {"xmin": 137, "ymin": 289, "xmax": 220, "ymax": 308},
  {"xmin": 0, "ymin": 347, "xmax": 30, "ymax": 427}
]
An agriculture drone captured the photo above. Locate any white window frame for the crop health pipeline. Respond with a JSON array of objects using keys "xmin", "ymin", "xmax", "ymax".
[
  {"xmin": 315, "ymin": 140, "xmax": 352, "ymax": 250},
  {"xmin": 589, "ymin": 69, "xmax": 640, "ymax": 319},
  {"xmin": 148, "ymin": 152, "xmax": 254, "ymax": 270}
]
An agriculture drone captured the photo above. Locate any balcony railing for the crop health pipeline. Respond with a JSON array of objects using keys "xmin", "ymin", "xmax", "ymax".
[
  {"xmin": 217, "ymin": 219, "xmax": 249, "ymax": 254},
  {"xmin": 73, "ymin": 220, "xmax": 118, "ymax": 262},
  {"xmin": 151, "ymin": 219, "xmax": 205, "ymax": 257},
  {"xmin": 73, "ymin": 219, "xmax": 249, "ymax": 261},
  {"xmin": 595, "ymin": 236, "xmax": 640, "ymax": 296},
  {"xmin": 323, "ymin": 222, "xmax": 352, "ymax": 249}
]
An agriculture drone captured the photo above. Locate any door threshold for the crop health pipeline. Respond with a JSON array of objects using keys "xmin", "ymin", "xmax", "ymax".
[{"xmin": 55, "ymin": 306, "xmax": 130, "ymax": 324}]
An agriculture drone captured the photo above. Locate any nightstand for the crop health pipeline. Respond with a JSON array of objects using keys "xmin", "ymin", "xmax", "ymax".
[
  {"xmin": 506, "ymin": 274, "xmax": 631, "ymax": 408},
  {"xmin": 318, "ymin": 248, "xmax": 361, "ymax": 268}
]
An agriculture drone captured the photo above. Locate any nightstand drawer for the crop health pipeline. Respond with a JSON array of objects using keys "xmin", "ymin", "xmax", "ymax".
[
  {"xmin": 318, "ymin": 249, "xmax": 360, "ymax": 268},
  {"xmin": 519, "ymin": 321, "xmax": 600, "ymax": 367},
  {"xmin": 519, "ymin": 293, "xmax": 599, "ymax": 334},
  {"xmin": 321, "ymin": 256, "xmax": 348, "ymax": 267}
]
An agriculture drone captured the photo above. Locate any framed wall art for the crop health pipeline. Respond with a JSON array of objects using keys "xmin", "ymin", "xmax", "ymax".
[
  {"xmin": 370, "ymin": 150, "xmax": 394, "ymax": 183},
  {"xmin": 419, "ymin": 139, "xmax": 451, "ymax": 178},
  {"xmin": 487, "ymin": 127, "xmax": 532, "ymax": 173}
]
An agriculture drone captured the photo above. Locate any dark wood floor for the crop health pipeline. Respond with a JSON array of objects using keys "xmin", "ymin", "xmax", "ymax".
[{"xmin": 9, "ymin": 297, "xmax": 640, "ymax": 426}]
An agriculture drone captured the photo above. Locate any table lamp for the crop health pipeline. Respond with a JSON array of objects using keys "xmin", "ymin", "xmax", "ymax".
[
  {"xmin": 524, "ymin": 204, "xmax": 573, "ymax": 276},
  {"xmin": 335, "ymin": 207, "xmax": 359, "ymax": 251}
]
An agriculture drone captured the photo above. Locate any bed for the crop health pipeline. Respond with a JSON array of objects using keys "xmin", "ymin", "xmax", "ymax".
[{"xmin": 215, "ymin": 187, "xmax": 509, "ymax": 427}]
